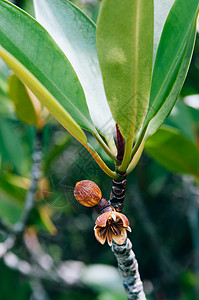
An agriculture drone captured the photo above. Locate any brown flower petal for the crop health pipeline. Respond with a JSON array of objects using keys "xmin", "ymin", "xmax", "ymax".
[
  {"xmin": 95, "ymin": 211, "xmax": 112, "ymax": 227},
  {"xmin": 112, "ymin": 227, "xmax": 127, "ymax": 245},
  {"xmin": 94, "ymin": 211, "xmax": 131, "ymax": 246},
  {"xmin": 94, "ymin": 226, "xmax": 106, "ymax": 244},
  {"xmin": 114, "ymin": 212, "xmax": 130, "ymax": 228}
]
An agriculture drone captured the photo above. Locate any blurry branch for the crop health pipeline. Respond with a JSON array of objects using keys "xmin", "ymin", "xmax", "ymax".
[
  {"xmin": 0, "ymin": 129, "xmax": 96, "ymax": 295},
  {"xmin": 0, "ymin": 129, "xmax": 43, "ymax": 264},
  {"xmin": 1, "ymin": 247, "xmax": 91, "ymax": 292},
  {"xmin": 0, "ymin": 130, "xmax": 42, "ymax": 237},
  {"xmin": 30, "ymin": 279, "xmax": 50, "ymax": 300},
  {"xmin": 0, "ymin": 229, "xmax": 94, "ymax": 293},
  {"xmin": 22, "ymin": 229, "xmax": 94, "ymax": 292},
  {"xmin": 14, "ymin": 131, "xmax": 43, "ymax": 235},
  {"xmin": 128, "ymin": 184, "xmax": 180, "ymax": 283},
  {"xmin": 112, "ymin": 238, "xmax": 146, "ymax": 300}
]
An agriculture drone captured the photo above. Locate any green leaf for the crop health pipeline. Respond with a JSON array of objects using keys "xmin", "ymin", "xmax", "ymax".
[
  {"xmin": 0, "ymin": 0, "xmax": 94, "ymax": 146},
  {"xmin": 9, "ymin": 74, "xmax": 39, "ymax": 126},
  {"xmin": 153, "ymin": 0, "xmax": 174, "ymax": 65},
  {"xmin": 145, "ymin": 127, "xmax": 199, "ymax": 179},
  {"xmin": 146, "ymin": 24, "xmax": 196, "ymax": 138},
  {"xmin": 96, "ymin": 0, "xmax": 154, "ymax": 141},
  {"xmin": 166, "ymin": 100, "xmax": 195, "ymax": 142},
  {"xmin": 0, "ymin": 118, "xmax": 30, "ymax": 175},
  {"xmin": 33, "ymin": 0, "xmax": 115, "ymax": 138},
  {"xmin": 144, "ymin": 0, "xmax": 199, "ymax": 127},
  {"xmin": 0, "ymin": 172, "xmax": 26, "ymax": 204},
  {"xmin": 0, "ymin": 195, "xmax": 23, "ymax": 224}
]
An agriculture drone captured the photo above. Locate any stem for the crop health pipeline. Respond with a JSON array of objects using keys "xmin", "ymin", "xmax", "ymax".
[
  {"xmin": 106, "ymin": 135, "xmax": 117, "ymax": 156},
  {"xmin": 87, "ymin": 143, "xmax": 119, "ymax": 179},
  {"xmin": 118, "ymin": 138, "xmax": 134, "ymax": 173},
  {"xmin": 14, "ymin": 130, "xmax": 43, "ymax": 234},
  {"xmin": 93, "ymin": 132, "xmax": 119, "ymax": 164},
  {"xmin": 130, "ymin": 126, "xmax": 147, "ymax": 161},
  {"xmin": 111, "ymin": 238, "xmax": 146, "ymax": 300},
  {"xmin": 127, "ymin": 140, "xmax": 145, "ymax": 175},
  {"xmin": 110, "ymin": 172, "xmax": 127, "ymax": 212}
]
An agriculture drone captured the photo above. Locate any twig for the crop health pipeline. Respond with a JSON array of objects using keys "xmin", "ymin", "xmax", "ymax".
[
  {"xmin": 30, "ymin": 279, "xmax": 50, "ymax": 300},
  {"xmin": 2, "ymin": 249, "xmax": 89, "ymax": 291},
  {"xmin": 111, "ymin": 238, "xmax": 146, "ymax": 300},
  {"xmin": 14, "ymin": 131, "xmax": 43, "ymax": 235}
]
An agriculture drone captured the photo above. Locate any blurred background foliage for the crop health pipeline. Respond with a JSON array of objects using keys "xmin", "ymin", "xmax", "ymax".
[{"xmin": 0, "ymin": 0, "xmax": 199, "ymax": 299}]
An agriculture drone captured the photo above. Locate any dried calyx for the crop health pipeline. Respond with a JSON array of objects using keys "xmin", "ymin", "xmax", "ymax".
[
  {"xmin": 74, "ymin": 180, "xmax": 131, "ymax": 246},
  {"xmin": 94, "ymin": 211, "xmax": 131, "ymax": 246}
]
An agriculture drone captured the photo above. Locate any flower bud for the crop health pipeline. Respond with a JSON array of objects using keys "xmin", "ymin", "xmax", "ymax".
[{"xmin": 74, "ymin": 180, "xmax": 102, "ymax": 207}]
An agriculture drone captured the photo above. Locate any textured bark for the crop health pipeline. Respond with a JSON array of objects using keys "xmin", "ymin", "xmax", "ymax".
[
  {"xmin": 111, "ymin": 238, "xmax": 146, "ymax": 300},
  {"xmin": 110, "ymin": 174, "xmax": 127, "ymax": 212}
]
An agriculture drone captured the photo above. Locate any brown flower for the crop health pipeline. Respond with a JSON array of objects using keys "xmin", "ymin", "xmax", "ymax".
[{"xmin": 94, "ymin": 211, "xmax": 131, "ymax": 246}]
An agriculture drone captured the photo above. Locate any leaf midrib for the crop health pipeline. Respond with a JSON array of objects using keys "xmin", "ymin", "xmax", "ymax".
[{"xmin": 132, "ymin": 0, "xmax": 139, "ymax": 138}]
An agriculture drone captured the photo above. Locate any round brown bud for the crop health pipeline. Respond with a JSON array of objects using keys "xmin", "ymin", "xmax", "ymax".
[{"xmin": 74, "ymin": 180, "xmax": 102, "ymax": 207}]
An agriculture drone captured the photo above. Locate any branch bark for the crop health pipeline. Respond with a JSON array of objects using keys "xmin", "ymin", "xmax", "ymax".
[
  {"xmin": 111, "ymin": 238, "xmax": 146, "ymax": 300},
  {"xmin": 14, "ymin": 131, "xmax": 43, "ymax": 235}
]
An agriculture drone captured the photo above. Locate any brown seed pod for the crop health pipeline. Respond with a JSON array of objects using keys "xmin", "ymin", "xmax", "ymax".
[{"xmin": 74, "ymin": 180, "xmax": 102, "ymax": 207}]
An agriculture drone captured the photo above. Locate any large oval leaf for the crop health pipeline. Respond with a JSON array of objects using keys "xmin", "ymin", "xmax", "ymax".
[
  {"xmin": 0, "ymin": 0, "xmax": 95, "ymax": 145},
  {"xmin": 96, "ymin": 0, "xmax": 154, "ymax": 141},
  {"xmin": 145, "ymin": 127, "xmax": 199, "ymax": 179},
  {"xmin": 144, "ymin": 0, "xmax": 199, "ymax": 127},
  {"xmin": 153, "ymin": 0, "xmax": 174, "ymax": 65},
  {"xmin": 146, "ymin": 24, "xmax": 196, "ymax": 139},
  {"xmin": 33, "ymin": 0, "xmax": 115, "ymax": 138}
]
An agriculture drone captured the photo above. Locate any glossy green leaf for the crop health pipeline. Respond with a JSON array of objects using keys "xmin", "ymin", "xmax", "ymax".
[
  {"xmin": 144, "ymin": 0, "xmax": 199, "ymax": 127},
  {"xmin": 96, "ymin": 0, "xmax": 154, "ymax": 141},
  {"xmin": 145, "ymin": 127, "xmax": 199, "ymax": 179},
  {"xmin": 33, "ymin": 0, "xmax": 115, "ymax": 138},
  {"xmin": 146, "ymin": 24, "xmax": 197, "ymax": 139},
  {"xmin": 0, "ymin": 0, "xmax": 95, "ymax": 146},
  {"xmin": 153, "ymin": 0, "xmax": 174, "ymax": 65},
  {"xmin": 9, "ymin": 74, "xmax": 39, "ymax": 125}
]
